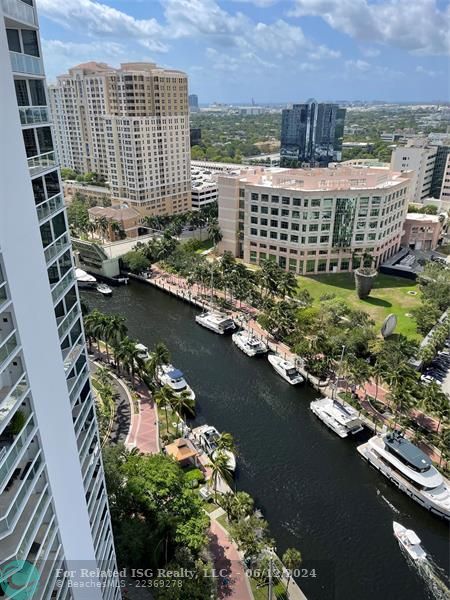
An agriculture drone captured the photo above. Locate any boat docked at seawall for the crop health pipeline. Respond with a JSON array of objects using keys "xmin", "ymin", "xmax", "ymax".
[
  {"xmin": 192, "ymin": 424, "xmax": 236, "ymax": 472},
  {"xmin": 393, "ymin": 522, "xmax": 427, "ymax": 561},
  {"xmin": 357, "ymin": 431, "xmax": 450, "ymax": 520},
  {"xmin": 232, "ymin": 330, "xmax": 268, "ymax": 356},
  {"xmin": 195, "ymin": 311, "xmax": 236, "ymax": 335},
  {"xmin": 268, "ymin": 354, "xmax": 304, "ymax": 385},
  {"xmin": 310, "ymin": 397, "xmax": 363, "ymax": 438},
  {"xmin": 75, "ymin": 267, "xmax": 96, "ymax": 288},
  {"xmin": 157, "ymin": 364, "xmax": 195, "ymax": 400},
  {"xmin": 135, "ymin": 343, "xmax": 150, "ymax": 361}
]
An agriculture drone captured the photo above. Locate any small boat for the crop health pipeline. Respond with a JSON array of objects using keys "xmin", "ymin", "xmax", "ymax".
[
  {"xmin": 310, "ymin": 397, "xmax": 363, "ymax": 438},
  {"xmin": 96, "ymin": 283, "xmax": 112, "ymax": 296},
  {"xmin": 192, "ymin": 424, "xmax": 236, "ymax": 472},
  {"xmin": 232, "ymin": 330, "xmax": 268, "ymax": 356},
  {"xmin": 75, "ymin": 267, "xmax": 96, "ymax": 288},
  {"xmin": 268, "ymin": 354, "xmax": 303, "ymax": 385},
  {"xmin": 157, "ymin": 364, "xmax": 195, "ymax": 400},
  {"xmin": 393, "ymin": 522, "xmax": 427, "ymax": 561},
  {"xmin": 135, "ymin": 343, "xmax": 150, "ymax": 361},
  {"xmin": 195, "ymin": 311, "xmax": 236, "ymax": 335}
]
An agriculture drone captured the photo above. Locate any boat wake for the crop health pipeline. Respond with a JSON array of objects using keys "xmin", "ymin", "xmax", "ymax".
[
  {"xmin": 376, "ymin": 489, "xmax": 400, "ymax": 514},
  {"xmin": 399, "ymin": 545, "xmax": 450, "ymax": 600}
]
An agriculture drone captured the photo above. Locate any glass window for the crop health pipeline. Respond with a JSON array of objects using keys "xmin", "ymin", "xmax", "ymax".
[
  {"xmin": 251, "ymin": 216, "xmax": 258, "ymax": 224},
  {"xmin": 29, "ymin": 79, "xmax": 46, "ymax": 105},
  {"xmin": 306, "ymin": 260, "xmax": 315, "ymax": 273},
  {"xmin": 261, "ymin": 206, "xmax": 268, "ymax": 214},
  {"xmin": 270, "ymin": 220, "xmax": 278, "ymax": 227},
  {"xmin": 52, "ymin": 213, "xmax": 67, "ymax": 239},
  {"xmin": 318, "ymin": 259, "xmax": 327, "ymax": 272},
  {"xmin": 270, "ymin": 231, "xmax": 278, "ymax": 239},
  {"xmin": 271, "ymin": 208, "xmax": 279, "ymax": 216},
  {"xmin": 304, "ymin": 199, "xmax": 309, "ymax": 207},
  {"xmin": 312, "ymin": 212, "xmax": 320, "ymax": 220},
  {"xmin": 59, "ymin": 251, "xmax": 72, "ymax": 275},
  {"xmin": 250, "ymin": 251, "xmax": 257, "ymax": 263},
  {"xmin": 36, "ymin": 126, "xmax": 53, "ymax": 153},
  {"xmin": 32, "ymin": 177, "xmax": 45, "ymax": 204},
  {"xmin": 47, "ymin": 264, "xmax": 59, "ymax": 285},
  {"xmin": 22, "ymin": 128, "xmax": 37, "ymax": 157},
  {"xmin": 322, "ymin": 211, "xmax": 332, "ymax": 219},
  {"xmin": 45, "ymin": 171, "xmax": 60, "ymax": 197},
  {"xmin": 311, "ymin": 199, "xmax": 321, "ymax": 207},
  {"xmin": 282, "ymin": 196, "xmax": 290, "ymax": 205},
  {"xmin": 250, "ymin": 228, "xmax": 257, "ymax": 235},
  {"xmin": 281, "ymin": 209, "xmax": 289, "ymax": 216},
  {"xmin": 323, "ymin": 198, "xmax": 333, "ymax": 208},
  {"xmin": 292, "ymin": 211, "xmax": 300, "ymax": 219},
  {"xmin": 261, "ymin": 218, "xmax": 268, "ymax": 226},
  {"xmin": 260, "ymin": 230, "xmax": 267, "ymax": 237},
  {"xmin": 251, "ymin": 193, "xmax": 259, "ymax": 201},
  {"xmin": 280, "ymin": 233, "xmax": 288, "ymax": 241},
  {"xmin": 355, "ymin": 233, "xmax": 364, "ymax": 241},
  {"xmin": 291, "ymin": 223, "xmax": 299, "ymax": 231},
  {"xmin": 309, "ymin": 224, "xmax": 318, "ymax": 232},
  {"xmin": 14, "ymin": 80, "xmax": 29, "ymax": 106},
  {"xmin": 321, "ymin": 223, "xmax": 330, "ymax": 231},
  {"xmin": 308, "ymin": 236, "xmax": 318, "ymax": 243},
  {"xmin": 340, "ymin": 260, "xmax": 350, "ymax": 271},
  {"xmin": 40, "ymin": 221, "xmax": 52, "ymax": 247},
  {"xmin": 281, "ymin": 222, "xmax": 289, "ymax": 229},
  {"xmin": 289, "ymin": 258, "xmax": 297, "ymax": 271},
  {"xmin": 271, "ymin": 195, "xmax": 279, "ymax": 203},
  {"xmin": 251, "ymin": 204, "xmax": 258, "ymax": 213},
  {"xmin": 293, "ymin": 198, "xmax": 301, "ymax": 206},
  {"xmin": 368, "ymin": 233, "xmax": 376, "ymax": 241},
  {"xmin": 6, "ymin": 29, "xmax": 21, "ymax": 53},
  {"xmin": 260, "ymin": 252, "xmax": 267, "ymax": 260},
  {"xmin": 320, "ymin": 235, "xmax": 329, "ymax": 243},
  {"xmin": 261, "ymin": 194, "xmax": 269, "ymax": 202},
  {"xmin": 21, "ymin": 29, "xmax": 39, "ymax": 56},
  {"xmin": 291, "ymin": 235, "xmax": 299, "ymax": 243}
]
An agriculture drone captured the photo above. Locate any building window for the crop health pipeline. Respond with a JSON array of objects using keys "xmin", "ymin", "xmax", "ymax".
[
  {"xmin": 261, "ymin": 206, "xmax": 268, "ymax": 214},
  {"xmin": 250, "ymin": 251, "xmax": 257, "ymax": 263},
  {"xmin": 6, "ymin": 29, "xmax": 21, "ymax": 53},
  {"xmin": 271, "ymin": 195, "xmax": 279, "ymax": 203},
  {"xmin": 309, "ymin": 224, "xmax": 319, "ymax": 232},
  {"xmin": 340, "ymin": 260, "xmax": 350, "ymax": 271},
  {"xmin": 251, "ymin": 228, "xmax": 257, "ymax": 235},
  {"xmin": 251, "ymin": 193, "xmax": 259, "ymax": 201},
  {"xmin": 261, "ymin": 194, "xmax": 269, "ymax": 202},
  {"xmin": 291, "ymin": 223, "xmax": 299, "ymax": 231},
  {"xmin": 260, "ymin": 230, "xmax": 267, "ymax": 237},
  {"xmin": 306, "ymin": 260, "xmax": 315, "ymax": 273},
  {"xmin": 29, "ymin": 79, "xmax": 46, "ymax": 105},
  {"xmin": 36, "ymin": 126, "xmax": 53, "ymax": 153},
  {"xmin": 311, "ymin": 199, "xmax": 321, "ymax": 207},
  {"xmin": 291, "ymin": 235, "xmax": 299, "ymax": 243},
  {"xmin": 251, "ymin": 216, "xmax": 258, "ymax": 224},
  {"xmin": 270, "ymin": 231, "xmax": 278, "ymax": 239},
  {"xmin": 282, "ymin": 196, "xmax": 290, "ymax": 205},
  {"xmin": 261, "ymin": 218, "xmax": 268, "ymax": 226},
  {"xmin": 21, "ymin": 29, "xmax": 39, "ymax": 56},
  {"xmin": 320, "ymin": 235, "xmax": 329, "ymax": 243},
  {"xmin": 271, "ymin": 208, "xmax": 279, "ymax": 216},
  {"xmin": 251, "ymin": 204, "xmax": 258, "ymax": 212},
  {"xmin": 355, "ymin": 234, "xmax": 364, "ymax": 241},
  {"xmin": 318, "ymin": 259, "xmax": 327, "ymax": 272},
  {"xmin": 14, "ymin": 79, "xmax": 29, "ymax": 106},
  {"xmin": 270, "ymin": 219, "xmax": 278, "ymax": 227},
  {"xmin": 308, "ymin": 236, "xmax": 318, "ymax": 243},
  {"xmin": 293, "ymin": 198, "xmax": 301, "ymax": 206},
  {"xmin": 22, "ymin": 128, "xmax": 37, "ymax": 157}
]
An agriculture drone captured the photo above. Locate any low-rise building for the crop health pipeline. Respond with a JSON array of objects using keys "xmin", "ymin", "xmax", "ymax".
[
  {"xmin": 218, "ymin": 164, "xmax": 410, "ymax": 275},
  {"xmin": 401, "ymin": 213, "xmax": 446, "ymax": 251},
  {"xmin": 88, "ymin": 205, "xmax": 141, "ymax": 239},
  {"xmin": 191, "ymin": 168, "xmax": 218, "ymax": 210},
  {"xmin": 63, "ymin": 180, "xmax": 111, "ymax": 206}
]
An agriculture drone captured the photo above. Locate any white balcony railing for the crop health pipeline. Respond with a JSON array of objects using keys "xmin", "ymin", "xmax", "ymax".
[
  {"xmin": 27, "ymin": 151, "xmax": 56, "ymax": 177},
  {"xmin": 19, "ymin": 106, "xmax": 50, "ymax": 126},
  {"xmin": 2, "ymin": 0, "xmax": 37, "ymax": 27},
  {"xmin": 9, "ymin": 51, "xmax": 44, "ymax": 76},
  {"xmin": 36, "ymin": 193, "xmax": 64, "ymax": 224}
]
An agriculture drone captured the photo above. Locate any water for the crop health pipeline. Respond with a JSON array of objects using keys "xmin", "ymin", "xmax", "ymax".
[{"xmin": 82, "ymin": 281, "xmax": 450, "ymax": 600}]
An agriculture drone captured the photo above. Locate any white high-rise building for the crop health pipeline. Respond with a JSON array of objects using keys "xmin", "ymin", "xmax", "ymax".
[
  {"xmin": 49, "ymin": 62, "xmax": 191, "ymax": 217},
  {"xmin": 390, "ymin": 139, "xmax": 437, "ymax": 203},
  {"xmin": 0, "ymin": 2, "xmax": 120, "ymax": 599}
]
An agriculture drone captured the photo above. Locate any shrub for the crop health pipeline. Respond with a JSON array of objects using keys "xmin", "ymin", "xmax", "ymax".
[{"xmin": 185, "ymin": 467, "xmax": 205, "ymax": 487}]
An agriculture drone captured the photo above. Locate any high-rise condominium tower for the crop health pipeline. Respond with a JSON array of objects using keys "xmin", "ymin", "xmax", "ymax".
[
  {"xmin": 1, "ymin": 3, "xmax": 120, "ymax": 599},
  {"xmin": 49, "ymin": 62, "xmax": 191, "ymax": 216},
  {"xmin": 280, "ymin": 101, "xmax": 346, "ymax": 167}
]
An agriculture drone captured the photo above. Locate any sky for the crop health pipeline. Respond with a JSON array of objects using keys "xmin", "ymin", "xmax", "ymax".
[{"xmin": 37, "ymin": 0, "xmax": 450, "ymax": 103}]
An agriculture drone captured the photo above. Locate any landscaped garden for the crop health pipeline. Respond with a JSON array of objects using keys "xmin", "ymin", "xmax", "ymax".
[{"xmin": 297, "ymin": 272, "xmax": 422, "ymax": 339}]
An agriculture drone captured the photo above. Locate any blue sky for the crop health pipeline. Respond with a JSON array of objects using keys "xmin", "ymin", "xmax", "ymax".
[{"xmin": 38, "ymin": 0, "xmax": 450, "ymax": 103}]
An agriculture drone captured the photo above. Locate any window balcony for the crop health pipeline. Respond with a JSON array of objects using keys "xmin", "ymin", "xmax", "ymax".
[
  {"xmin": 0, "ymin": 413, "xmax": 35, "ymax": 490},
  {"xmin": 0, "ymin": 452, "xmax": 43, "ymax": 537},
  {"xmin": 57, "ymin": 302, "xmax": 80, "ymax": 342},
  {"xmin": 36, "ymin": 193, "xmax": 64, "ymax": 224},
  {"xmin": 2, "ymin": 0, "xmax": 37, "ymax": 27},
  {"xmin": 69, "ymin": 363, "xmax": 89, "ymax": 406},
  {"xmin": 27, "ymin": 151, "xmax": 57, "ymax": 178},
  {"xmin": 51, "ymin": 269, "xmax": 75, "ymax": 305},
  {"xmin": 19, "ymin": 106, "xmax": 49, "ymax": 126},
  {"xmin": 9, "ymin": 51, "xmax": 44, "ymax": 76},
  {"xmin": 0, "ymin": 283, "xmax": 8, "ymax": 312},
  {"xmin": 0, "ymin": 371, "xmax": 28, "ymax": 427},
  {"xmin": 44, "ymin": 232, "xmax": 70, "ymax": 265},
  {"xmin": 0, "ymin": 331, "xmax": 19, "ymax": 371}
]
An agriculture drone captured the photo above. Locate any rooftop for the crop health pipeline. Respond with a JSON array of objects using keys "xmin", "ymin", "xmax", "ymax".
[
  {"xmin": 88, "ymin": 206, "xmax": 140, "ymax": 220},
  {"xmin": 385, "ymin": 432, "xmax": 431, "ymax": 470},
  {"xmin": 406, "ymin": 213, "xmax": 443, "ymax": 223},
  {"xmin": 221, "ymin": 165, "xmax": 410, "ymax": 192}
]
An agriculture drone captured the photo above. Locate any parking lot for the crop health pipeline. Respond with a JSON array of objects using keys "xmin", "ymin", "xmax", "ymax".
[{"xmin": 420, "ymin": 343, "xmax": 450, "ymax": 394}]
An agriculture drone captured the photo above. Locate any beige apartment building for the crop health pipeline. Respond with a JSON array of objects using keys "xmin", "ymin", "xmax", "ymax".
[
  {"xmin": 49, "ymin": 62, "xmax": 191, "ymax": 216},
  {"xmin": 401, "ymin": 213, "xmax": 446, "ymax": 251},
  {"xmin": 390, "ymin": 138, "xmax": 437, "ymax": 203},
  {"xmin": 218, "ymin": 165, "xmax": 410, "ymax": 275}
]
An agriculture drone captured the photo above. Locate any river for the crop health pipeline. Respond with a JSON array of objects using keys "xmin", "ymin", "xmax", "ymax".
[{"xmin": 82, "ymin": 281, "xmax": 449, "ymax": 600}]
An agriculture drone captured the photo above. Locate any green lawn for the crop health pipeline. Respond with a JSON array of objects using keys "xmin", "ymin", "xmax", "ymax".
[
  {"xmin": 250, "ymin": 577, "xmax": 288, "ymax": 600},
  {"xmin": 297, "ymin": 272, "xmax": 422, "ymax": 339},
  {"xmin": 194, "ymin": 239, "xmax": 214, "ymax": 254}
]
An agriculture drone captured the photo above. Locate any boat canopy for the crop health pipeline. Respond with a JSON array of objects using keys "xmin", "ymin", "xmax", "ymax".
[
  {"xmin": 168, "ymin": 369, "xmax": 184, "ymax": 379},
  {"xmin": 385, "ymin": 432, "xmax": 432, "ymax": 472},
  {"xmin": 405, "ymin": 530, "xmax": 421, "ymax": 545},
  {"xmin": 135, "ymin": 343, "xmax": 148, "ymax": 352}
]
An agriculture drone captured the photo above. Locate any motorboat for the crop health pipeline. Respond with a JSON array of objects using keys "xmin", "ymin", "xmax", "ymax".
[
  {"xmin": 96, "ymin": 283, "xmax": 112, "ymax": 296},
  {"xmin": 195, "ymin": 311, "xmax": 236, "ymax": 335},
  {"xmin": 135, "ymin": 343, "xmax": 150, "ymax": 361},
  {"xmin": 393, "ymin": 522, "xmax": 427, "ymax": 561},
  {"xmin": 232, "ymin": 330, "xmax": 268, "ymax": 356},
  {"xmin": 192, "ymin": 424, "xmax": 236, "ymax": 472},
  {"xmin": 357, "ymin": 431, "xmax": 450, "ymax": 520},
  {"xmin": 310, "ymin": 397, "xmax": 363, "ymax": 438},
  {"xmin": 268, "ymin": 354, "xmax": 303, "ymax": 385},
  {"xmin": 157, "ymin": 364, "xmax": 195, "ymax": 400},
  {"xmin": 75, "ymin": 267, "xmax": 96, "ymax": 288}
]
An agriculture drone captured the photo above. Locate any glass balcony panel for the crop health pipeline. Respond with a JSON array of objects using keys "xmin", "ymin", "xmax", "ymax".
[
  {"xmin": 0, "ymin": 415, "xmax": 35, "ymax": 488},
  {"xmin": 51, "ymin": 270, "xmax": 74, "ymax": 305},
  {"xmin": 0, "ymin": 372, "xmax": 28, "ymax": 426},
  {"xmin": 9, "ymin": 51, "xmax": 44, "ymax": 76},
  {"xmin": 44, "ymin": 232, "xmax": 70, "ymax": 265},
  {"xmin": 19, "ymin": 106, "xmax": 49, "ymax": 126},
  {"xmin": 27, "ymin": 151, "xmax": 56, "ymax": 177},
  {"xmin": 36, "ymin": 193, "xmax": 64, "ymax": 223},
  {"xmin": 0, "ymin": 333, "xmax": 18, "ymax": 369},
  {"xmin": 2, "ymin": 0, "xmax": 37, "ymax": 26}
]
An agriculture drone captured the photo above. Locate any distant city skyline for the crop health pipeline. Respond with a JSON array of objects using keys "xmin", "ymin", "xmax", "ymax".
[{"xmin": 38, "ymin": 0, "xmax": 449, "ymax": 103}]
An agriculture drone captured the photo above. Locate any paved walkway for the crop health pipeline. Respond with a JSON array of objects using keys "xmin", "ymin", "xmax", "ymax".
[{"xmin": 126, "ymin": 381, "xmax": 159, "ymax": 454}]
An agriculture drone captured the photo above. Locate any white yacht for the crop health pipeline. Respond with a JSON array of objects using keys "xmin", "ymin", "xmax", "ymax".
[
  {"xmin": 192, "ymin": 424, "xmax": 236, "ymax": 472},
  {"xmin": 393, "ymin": 522, "xmax": 427, "ymax": 562},
  {"xmin": 75, "ymin": 267, "xmax": 96, "ymax": 288},
  {"xmin": 135, "ymin": 343, "xmax": 150, "ymax": 361},
  {"xmin": 357, "ymin": 431, "xmax": 450, "ymax": 520},
  {"xmin": 310, "ymin": 397, "xmax": 363, "ymax": 438},
  {"xmin": 268, "ymin": 354, "xmax": 304, "ymax": 385},
  {"xmin": 232, "ymin": 330, "xmax": 268, "ymax": 356},
  {"xmin": 96, "ymin": 283, "xmax": 112, "ymax": 296},
  {"xmin": 195, "ymin": 311, "xmax": 236, "ymax": 335},
  {"xmin": 157, "ymin": 364, "xmax": 195, "ymax": 400}
]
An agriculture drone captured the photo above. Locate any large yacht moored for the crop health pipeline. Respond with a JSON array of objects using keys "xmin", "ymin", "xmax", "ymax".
[
  {"xmin": 232, "ymin": 330, "xmax": 268, "ymax": 356},
  {"xmin": 310, "ymin": 397, "xmax": 363, "ymax": 438},
  {"xmin": 192, "ymin": 424, "xmax": 236, "ymax": 472},
  {"xmin": 268, "ymin": 354, "xmax": 304, "ymax": 385},
  {"xmin": 195, "ymin": 311, "xmax": 236, "ymax": 334},
  {"xmin": 157, "ymin": 364, "xmax": 195, "ymax": 400},
  {"xmin": 357, "ymin": 431, "xmax": 450, "ymax": 520}
]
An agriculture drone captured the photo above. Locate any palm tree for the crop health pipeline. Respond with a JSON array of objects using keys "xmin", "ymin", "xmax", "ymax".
[
  {"xmin": 107, "ymin": 314, "xmax": 128, "ymax": 367},
  {"xmin": 154, "ymin": 385, "xmax": 177, "ymax": 435},
  {"xmin": 171, "ymin": 391, "xmax": 196, "ymax": 436},
  {"xmin": 279, "ymin": 270, "xmax": 297, "ymax": 299},
  {"xmin": 217, "ymin": 492, "xmax": 235, "ymax": 521},
  {"xmin": 216, "ymin": 432, "xmax": 236, "ymax": 455},
  {"xmin": 95, "ymin": 365, "xmax": 111, "ymax": 387},
  {"xmin": 232, "ymin": 491, "xmax": 254, "ymax": 521},
  {"xmin": 207, "ymin": 220, "xmax": 222, "ymax": 246},
  {"xmin": 282, "ymin": 548, "xmax": 302, "ymax": 588},
  {"xmin": 371, "ymin": 360, "xmax": 386, "ymax": 405},
  {"xmin": 208, "ymin": 450, "xmax": 233, "ymax": 497},
  {"xmin": 116, "ymin": 337, "xmax": 144, "ymax": 386},
  {"xmin": 147, "ymin": 342, "xmax": 171, "ymax": 382},
  {"xmin": 83, "ymin": 309, "xmax": 105, "ymax": 351}
]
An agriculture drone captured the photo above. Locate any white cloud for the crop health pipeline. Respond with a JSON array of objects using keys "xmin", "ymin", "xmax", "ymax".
[
  {"xmin": 308, "ymin": 45, "xmax": 341, "ymax": 60},
  {"xmin": 344, "ymin": 59, "xmax": 403, "ymax": 79},
  {"xmin": 416, "ymin": 65, "xmax": 441, "ymax": 77},
  {"xmin": 38, "ymin": 0, "xmax": 168, "ymax": 52},
  {"xmin": 345, "ymin": 59, "xmax": 371, "ymax": 72},
  {"xmin": 361, "ymin": 47, "xmax": 380, "ymax": 58},
  {"xmin": 289, "ymin": 0, "xmax": 450, "ymax": 55}
]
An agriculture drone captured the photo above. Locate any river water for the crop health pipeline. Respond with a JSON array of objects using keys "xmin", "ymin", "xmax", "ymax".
[{"xmin": 82, "ymin": 281, "xmax": 449, "ymax": 600}]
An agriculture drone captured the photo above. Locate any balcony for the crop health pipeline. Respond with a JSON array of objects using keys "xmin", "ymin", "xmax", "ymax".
[
  {"xmin": 0, "ymin": 413, "xmax": 35, "ymax": 489},
  {"xmin": 0, "ymin": 331, "xmax": 18, "ymax": 371},
  {"xmin": 0, "ymin": 371, "xmax": 28, "ymax": 426},
  {"xmin": 57, "ymin": 303, "xmax": 80, "ymax": 342},
  {"xmin": 51, "ymin": 269, "xmax": 75, "ymax": 305},
  {"xmin": 19, "ymin": 106, "xmax": 49, "ymax": 126},
  {"xmin": 44, "ymin": 232, "xmax": 70, "ymax": 265},
  {"xmin": 36, "ymin": 193, "xmax": 64, "ymax": 225},
  {"xmin": 2, "ymin": 0, "xmax": 37, "ymax": 27},
  {"xmin": 0, "ymin": 284, "xmax": 8, "ymax": 312},
  {"xmin": 0, "ymin": 452, "xmax": 43, "ymax": 537},
  {"xmin": 9, "ymin": 51, "xmax": 44, "ymax": 76},
  {"xmin": 69, "ymin": 363, "xmax": 89, "ymax": 406},
  {"xmin": 27, "ymin": 151, "xmax": 56, "ymax": 178}
]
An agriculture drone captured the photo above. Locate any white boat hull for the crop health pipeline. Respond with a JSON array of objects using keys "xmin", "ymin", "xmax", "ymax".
[
  {"xmin": 393, "ymin": 522, "xmax": 427, "ymax": 561},
  {"xmin": 232, "ymin": 332, "xmax": 268, "ymax": 356},
  {"xmin": 195, "ymin": 313, "xmax": 235, "ymax": 335},
  {"xmin": 357, "ymin": 442, "xmax": 450, "ymax": 521},
  {"xmin": 310, "ymin": 402, "xmax": 348, "ymax": 438},
  {"xmin": 267, "ymin": 354, "xmax": 304, "ymax": 385}
]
